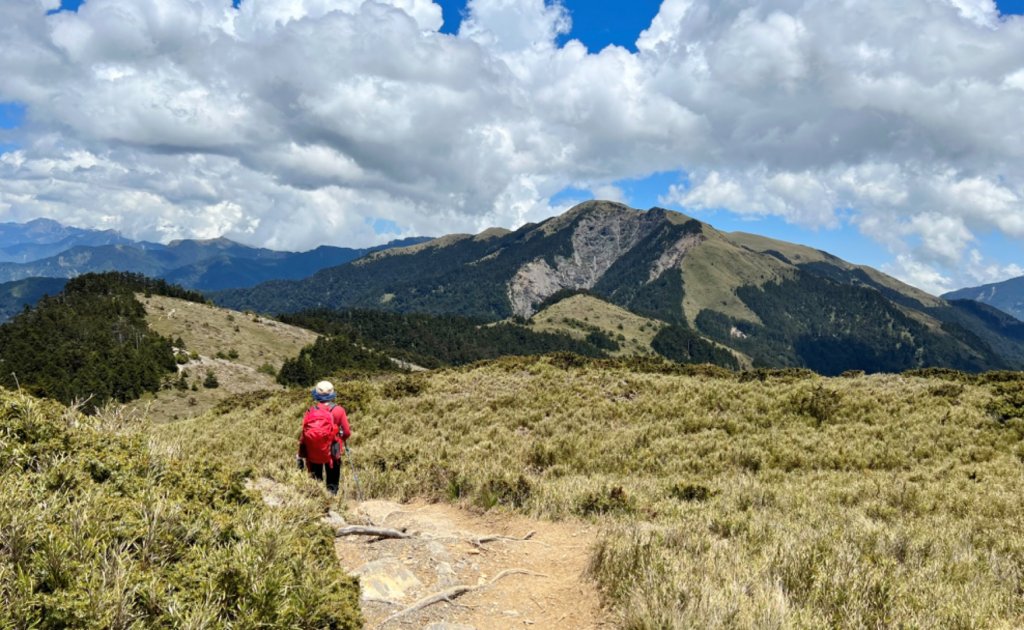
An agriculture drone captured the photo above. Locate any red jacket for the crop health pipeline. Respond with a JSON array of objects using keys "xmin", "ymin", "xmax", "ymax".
[{"xmin": 327, "ymin": 404, "xmax": 352, "ymax": 444}]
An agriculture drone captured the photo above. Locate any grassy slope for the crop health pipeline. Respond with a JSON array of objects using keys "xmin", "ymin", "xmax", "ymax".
[
  {"xmin": 728, "ymin": 230, "xmax": 945, "ymax": 309},
  {"xmin": 680, "ymin": 231, "xmax": 792, "ymax": 326},
  {"xmin": 157, "ymin": 357, "xmax": 1024, "ymax": 628},
  {"xmin": 526, "ymin": 294, "xmax": 750, "ymax": 367},
  {"xmin": 526, "ymin": 294, "xmax": 665, "ymax": 357},
  {"xmin": 141, "ymin": 294, "xmax": 317, "ymax": 371},
  {"xmin": 351, "ymin": 233, "xmax": 474, "ymax": 266},
  {"xmin": 138, "ymin": 294, "xmax": 318, "ymax": 422}
]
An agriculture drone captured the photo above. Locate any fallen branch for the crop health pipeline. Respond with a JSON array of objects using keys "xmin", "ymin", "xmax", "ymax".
[
  {"xmin": 336, "ymin": 525, "xmax": 411, "ymax": 540},
  {"xmin": 471, "ymin": 530, "xmax": 536, "ymax": 547},
  {"xmin": 381, "ymin": 568, "xmax": 547, "ymax": 626},
  {"xmin": 362, "ymin": 596, "xmax": 400, "ymax": 607}
]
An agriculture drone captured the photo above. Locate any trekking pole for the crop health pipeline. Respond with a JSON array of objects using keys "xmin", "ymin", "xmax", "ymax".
[{"xmin": 344, "ymin": 445, "xmax": 364, "ymax": 502}]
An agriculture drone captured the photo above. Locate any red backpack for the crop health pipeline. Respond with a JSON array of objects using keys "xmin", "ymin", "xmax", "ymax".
[{"xmin": 302, "ymin": 403, "xmax": 338, "ymax": 467}]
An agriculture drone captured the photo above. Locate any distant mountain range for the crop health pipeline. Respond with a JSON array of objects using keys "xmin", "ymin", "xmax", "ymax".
[
  {"xmin": 214, "ymin": 200, "xmax": 1024, "ymax": 374},
  {"xmin": 0, "ymin": 218, "xmax": 134, "ymax": 263},
  {"xmin": 0, "ymin": 219, "xmax": 430, "ymax": 291},
  {"xmin": 0, "ymin": 238, "xmax": 429, "ymax": 289},
  {"xmin": 0, "ymin": 218, "xmax": 430, "ymax": 321},
  {"xmin": 944, "ymin": 276, "xmax": 1024, "ymax": 322}
]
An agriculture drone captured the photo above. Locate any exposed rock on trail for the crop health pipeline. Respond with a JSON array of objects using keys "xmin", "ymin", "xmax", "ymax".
[{"xmin": 335, "ymin": 500, "xmax": 605, "ymax": 629}]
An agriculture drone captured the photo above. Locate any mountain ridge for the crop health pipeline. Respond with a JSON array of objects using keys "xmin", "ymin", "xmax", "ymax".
[
  {"xmin": 0, "ymin": 226, "xmax": 431, "ymax": 291},
  {"xmin": 944, "ymin": 276, "xmax": 1024, "ymax": 322},
  {"xmin": 213, "ymin": 200, "xmax": 1024, "ymax": 374},
  {"xmin": 0, "ymin": 218, "xmax": 134, "ymax": 263}
]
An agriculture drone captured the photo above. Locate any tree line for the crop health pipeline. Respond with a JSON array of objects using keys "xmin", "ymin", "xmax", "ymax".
[{"xmin": 277, "ymin": 309, "xmax": 609, "ymax": 385}]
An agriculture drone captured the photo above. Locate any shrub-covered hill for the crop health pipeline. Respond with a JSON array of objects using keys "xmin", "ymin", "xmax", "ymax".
[
  {"xmin": 0, "ymin": 272, "xmax": 210, "ymax": 411},
  {"xmin": 0, "ymin": 389, "xmax": 361, "ymax": 629},
  {"xmin": 165, "ymin": 356, "xmax": 1024, "ymax": 628}
]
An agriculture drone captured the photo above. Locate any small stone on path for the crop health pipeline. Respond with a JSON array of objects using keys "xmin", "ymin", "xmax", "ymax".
[
  {"xmin": 321, "ymin": 510, "xmax": 346, "ymax": 529},
  {"xmin": 435, "ymin": 561, "xmax": 459, "ymax": 588},
  {"xmin": 354, "ymin": 557, "xmax": 422, "ymax": 602}
]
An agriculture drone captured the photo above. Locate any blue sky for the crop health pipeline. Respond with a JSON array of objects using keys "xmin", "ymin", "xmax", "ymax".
[
  {"xmin": 2, "ymin": 0, "xmax": 1023, "ymax": 294},
  {"xmin": 437, "ymin": 0, "xmax": 664, "ymax": 51},
  {"xmin": 44, "ymin": 0, "xmax": 1024, "ymax": 46},
  {"xmin": 0, "ymin": 102, "xmax": 25, "ymax": 130},
  {"xmin": 440, "ymin": 0, "xmax": 1024, "ymax": 47}
]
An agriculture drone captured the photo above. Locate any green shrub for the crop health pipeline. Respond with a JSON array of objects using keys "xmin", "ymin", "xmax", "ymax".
[
  {"xmin": 794, "ymin": 384, "xmax": 842, "ymax": 426},
  {"xmin": 381, "ymin": 375, "xmax": 428, "ymax": 398},
  {"xmin": 477, "ymin": 475, "xmax": 533, "ymax": 509},
  {"xmin": 0, "ymin": 390, "xmax": 361, "ymax": 629},
  {"xmin": 930, "ymin": 381, "xmax": 964, "ymax": 399},
  {"xmin": 585, "ymin": 330, "xmax": 620, "ymax": 351},
  {"xmin": 740, "ymin": 367, "xmax": 817, "ymax": 383},
  {"xmin": 987, "ymin": 383, "xmax": 1024, "ymax": 423},
  {"xmin": 978, "ymin": 370, "xmax": 1024, "ymax": 385},
  {"xmin": 668, "ymin": 483, "xmax": 713, "ymax": 502},
  {"xmin": 576, "ymin": 486, "xmax": 634, "ymax": 516},
  {"xmin": 903, "ymin": 367, "xmax": 972, "ymax": 382}
]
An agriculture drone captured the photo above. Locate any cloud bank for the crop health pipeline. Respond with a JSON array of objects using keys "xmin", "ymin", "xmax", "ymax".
[{"xmin": 0, "ymin": 0, "xmax": 1022, "ymax": 293}]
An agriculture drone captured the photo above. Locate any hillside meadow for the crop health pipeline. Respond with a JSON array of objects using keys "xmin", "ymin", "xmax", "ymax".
[
  {"xmin": 150, "ymin": 356, "xmax": 1024, "ymax": 629},
  {"xmin": 4, "ymin": 343, "xmax": 1024, "ymax": 628},
  {"xmin": 136, "ymin": 293, "xmax": 319, "ymax": 423}
]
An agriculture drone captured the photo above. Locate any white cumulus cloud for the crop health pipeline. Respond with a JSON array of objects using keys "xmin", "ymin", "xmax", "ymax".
[{"xmin": 0, "ymin": 0, "xmax": 1020, "ymax": 293}]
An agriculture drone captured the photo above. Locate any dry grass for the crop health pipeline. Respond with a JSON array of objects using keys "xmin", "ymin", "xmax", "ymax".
[
  {"xmin": 138, "ymin": 295, "xmax": 318, "ymax": 423},
  {"xmin": 353, "ymin": 234, "xmax": 473, "ymax": 265},
  {"xmin": 140, "ymin": 294, "xmax": 316, "ymax": 372},
  {"xmin": 131, "ymin": 357, "xmax": 279, "ymax": 423},
  {"xmin": 153, "ymin": 357, "xmax": 1024, "ymax": 628}
]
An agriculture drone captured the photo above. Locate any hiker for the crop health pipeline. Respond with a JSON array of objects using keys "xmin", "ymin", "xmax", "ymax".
[{"xmin": 297, "ymin": 380, "xmax": 351, "ymax": 495}]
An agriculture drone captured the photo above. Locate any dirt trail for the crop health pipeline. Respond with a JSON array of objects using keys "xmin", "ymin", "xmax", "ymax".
[{"xmin": 336, "ymin": 499, "xmax": 607, "ymax": 630}]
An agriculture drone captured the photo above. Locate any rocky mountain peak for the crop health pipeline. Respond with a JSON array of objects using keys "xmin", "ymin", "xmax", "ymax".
[
  {"xmin": 508, "ymin": 202, "xmax": 705, "ymax": 318},
  {"xmin": 534, "ymin": 200, "xmax": 637, "ymax": 235}
]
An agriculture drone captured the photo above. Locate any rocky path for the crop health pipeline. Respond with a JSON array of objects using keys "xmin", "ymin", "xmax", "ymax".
[{"xmin": 335, "ymin": 500, "xmax": 606, "ymax": 630}]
